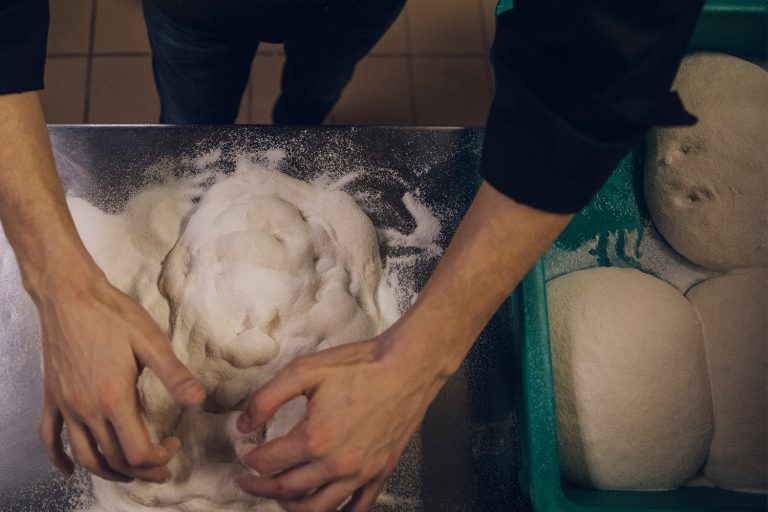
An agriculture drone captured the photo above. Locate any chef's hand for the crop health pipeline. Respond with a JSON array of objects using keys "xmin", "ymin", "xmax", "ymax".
[
  {"xmin": 236, "ymin": 328, "xmax": 445, "ymax": 512},
  {"xmin": 234, "ymin": 182, "xmax": 573, "ymax": 512},
  {"xmin": 34, "ymin": 272, "xmax": 206, "ymax": 483}
]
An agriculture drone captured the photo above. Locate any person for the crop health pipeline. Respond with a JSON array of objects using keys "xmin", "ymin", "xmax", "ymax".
[
  {"xmin": 0, "ymin": 0, "xmax": 704, "ymax": 510},
  {"xmin": 141, "ymin": 0, "xmax": 406, "ymax": 124}
]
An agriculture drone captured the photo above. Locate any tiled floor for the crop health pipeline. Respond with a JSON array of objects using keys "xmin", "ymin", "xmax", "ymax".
[{"xmin": 41, "ymin": 0, "xmax": 496, "ymax": 127}]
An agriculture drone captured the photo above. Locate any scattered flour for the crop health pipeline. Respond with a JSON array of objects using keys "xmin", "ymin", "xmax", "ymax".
[
  {"xmin": 59, "ymin": 150, "xmax": 443, "ymax": 511},
  {"xmin": 544, "ymin": 220, "xmax": 720, "ymax": 294},
  {"xmin": 382, "ymin": 192, "xmax": 442, "ymax": 263}
]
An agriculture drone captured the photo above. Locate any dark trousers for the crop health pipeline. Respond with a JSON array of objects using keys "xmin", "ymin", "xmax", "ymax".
[{"xmin": 142, "ymin": 0, "xmax": 405, "ymax": 125}]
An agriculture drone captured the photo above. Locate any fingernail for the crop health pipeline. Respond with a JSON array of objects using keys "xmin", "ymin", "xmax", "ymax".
[
  {"xmin": 234, "ymin": 474, "xmax": 247, "ymax": 490},
  {"xmin": 178, "ymin": 380, "xmax": 204, "ymax": 403},
  {"xmin": 237, "ymin": 413, "xmax": 251, "ymax": 432},
  {"xmin": 163, "ymin": 437, "xmax": 181, "ymax": 455}
]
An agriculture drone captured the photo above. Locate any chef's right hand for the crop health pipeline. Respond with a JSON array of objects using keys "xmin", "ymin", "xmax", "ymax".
[{"xmin": 30, "ymin": 269, "xmax": 205, "ymax": 483}]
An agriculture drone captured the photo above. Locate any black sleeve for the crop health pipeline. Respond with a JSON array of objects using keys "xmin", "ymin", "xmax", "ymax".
[
  {"xmin": 0, "ymin": 0, "xmax": 49, "ymax": 94},
  {"xmin": 480, "ymin": 0, "xmax": 704, "ymax": 213}
]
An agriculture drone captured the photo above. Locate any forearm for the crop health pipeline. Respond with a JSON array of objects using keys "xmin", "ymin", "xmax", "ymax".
[
  {"xmin": 0, "ymin": 92, "xmax": 100, "ymax": 298},
  {"xmin": 383, "ymin": 181, "xmax": 572, "ymax": 377}
]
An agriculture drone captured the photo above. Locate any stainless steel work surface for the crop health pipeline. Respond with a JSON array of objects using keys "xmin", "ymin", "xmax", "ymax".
[{"xmin": 0, "ymin": 126, "xmax": 530, "ymax": 512}]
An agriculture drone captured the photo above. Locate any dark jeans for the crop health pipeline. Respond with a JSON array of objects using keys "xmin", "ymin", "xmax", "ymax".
[{"xmin": 142, "ymin": 0, "xmax": 405, "ymax": 125}]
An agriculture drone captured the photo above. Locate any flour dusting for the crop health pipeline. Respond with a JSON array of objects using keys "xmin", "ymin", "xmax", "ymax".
[
  {"xmin": 55, "ymin": 149, "xmax": 442, "ymax": 511},
  {"xmin": 544, "ymin": 220, "xmax": 719, "ymax": 294}
]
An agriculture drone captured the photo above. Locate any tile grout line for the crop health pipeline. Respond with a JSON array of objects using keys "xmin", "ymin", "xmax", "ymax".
[
  {"xmin": 479, "ymin": 0, "xmax": 496, "ymax": 101},
  {"xmin": 82, "ymin": 0, "xmax": 98, "ymax": 123},
  {"xmin": 477, "ymin": 0, "xmax": 491, "ymax": 54},
  {"xmin": 476, "ymin": 0, "xmax": 496, "ymax": 106},
  {"xmin": 401, "ymin": 7, "xmax": 417, "ymax": 126}
]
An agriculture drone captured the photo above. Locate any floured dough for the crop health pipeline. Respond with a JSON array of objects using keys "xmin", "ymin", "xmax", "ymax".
[
  {"xmin": 71, "ymin": 161, "xmax": 384, "ymax": 511},
  {"xmin": 687, "ymin": 268, "xmax": 768, "ymax": 493},
  {"xmin": 644, "ymin": 52, "xmax": 768, "ymax": 272},
  {"xmin": 547, "ymin": 267, "xmax": 712, "ymax": 490}
]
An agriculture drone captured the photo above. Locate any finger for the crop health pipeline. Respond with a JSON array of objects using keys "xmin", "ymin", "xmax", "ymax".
[
  {"xmin": 92, "ymin": 421, "xmax": 173, "ymax": 483},
  {"xmin": 236, "ymin": 462, "xmax": 343, "ymax": 502},
  {"xmin": 343, "ymin": 479, "xmax": 386, "ymax": 512},
  {"xmin": 106, "ymin": 396, "xmax": 175, "ymax": 469},
  {"xmin": 281, "ymin": 479, "xmax": 360, "ymax": 512},
  {"xmin": 238, "ymin": 361, "xmax": 316, "ymax": 433},
  {"xmin": 66, "ymin": 419, "xmax": 132, "ymax": 482},
  {"xmin": 132, "ymin": 332, "xmax": 205, "ymax": 406},
  {"xmin": 241, "ymin": 420, "xmax": 310, "ymax": 475},
  {"xmin": 39, "ymin": 406, "xmax": 74, "ymax": 476}
]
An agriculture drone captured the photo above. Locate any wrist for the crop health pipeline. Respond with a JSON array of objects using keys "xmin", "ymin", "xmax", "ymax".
[
  {"xmin": 21, "ymin": 247, "xmax": 107, "ymax": 305},
  {"xmin": 373, "ymin": 315, "xmax": 468, "ymax": 383}
]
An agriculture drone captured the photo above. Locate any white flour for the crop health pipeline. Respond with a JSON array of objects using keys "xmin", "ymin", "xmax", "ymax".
[
  {"xmin": 543, "ymin": 220, "xmax": 720, "ymax": 295},
  {"xmin": 57, "ymin": 150, "xmax": 442, "ymax": 511}
]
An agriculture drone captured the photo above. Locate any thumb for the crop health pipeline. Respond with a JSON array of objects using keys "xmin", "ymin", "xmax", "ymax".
[
  {"xmin": 238, "ymin": 360, "xmax": 316, "ymax": 433},
  {"xmin": 134, "ymin": 332, "xmax": 205, "ymax": 406}
]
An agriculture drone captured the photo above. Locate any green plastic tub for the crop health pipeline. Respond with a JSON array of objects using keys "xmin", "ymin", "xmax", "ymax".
[{"xmin": 509, "ymin": 1, "xmax": 768, "ymax": 511}]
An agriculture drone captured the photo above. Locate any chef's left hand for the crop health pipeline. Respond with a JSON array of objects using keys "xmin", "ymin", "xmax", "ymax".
[{"xmin": 235, "ymin": 329, "xmax": 446, "ymax": 512}]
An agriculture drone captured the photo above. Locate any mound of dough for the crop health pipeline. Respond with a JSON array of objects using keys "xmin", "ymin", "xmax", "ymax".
[
  {"xmin": 87, "ymin": 163, "xmax": 383, "ymax": 511},
  {"xmin": 687, "ymin": 268, "xmax": 767, "ymax": 493},
  {"xmin": 547, "ymin": 267, "xmax": 712, "ymax": 490},
  {"xmin": 644, "ymin": 53, "xmax": 768, "ymax": 271}
]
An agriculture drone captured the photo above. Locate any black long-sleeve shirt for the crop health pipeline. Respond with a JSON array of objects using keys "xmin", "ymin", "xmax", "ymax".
[
  {"xmin": 0, "ymin": 0, "xmax": 48, "ymax": 94},
  {"xmin": 480, "ymin": 0, "xmax": 702, "ymax": 212},
  {"xmin": 0, "ymin": 0, "xmax": 703, "ymax": 213}
]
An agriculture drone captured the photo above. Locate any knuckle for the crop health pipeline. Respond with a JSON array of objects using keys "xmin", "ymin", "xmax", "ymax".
[
  {"xmin": 360, "ymin": 461, "xmax": 388, "ymax": 481},
  {"xmin": 134, "ymin": 466, "xmax": 169, "ymax": 483},
  {"xmin": 103, "ymin": 452, "xmax": 128, "ymax": 472},
  {"xmin": 273, "ymin": 478, "xmax": 300, "ymax": 500},
  {"xmin": 270, "ymin": 478, "xmax": 287, "ymax": 498},
  {"xmin": 64, "ymin": 392, "xmax": 93, "ymax": 418},
  {"xmin": 330, "ymin": 454, "xmax": 359, "ymax": 477},
  {"xmin": 125, "ymin": 447, "xmax": 152, "ymax": 467},
  {"xmin": 71, "ymin": 450, "xmax": 88, "ymax": 467},
  {"xmin": 304, "ymin": 430, "xmax": 332, "ymax": 458},
  {"xmin": 284, "ymin": 359, "xmax": 307, "ymax": 379},
  {"xmin": 96, "ymin": 384, "xmax": 123, "ymax": 410},
  {"xmin": 250, "ymin": 458, "xmax": 271, "ymax": 476}
]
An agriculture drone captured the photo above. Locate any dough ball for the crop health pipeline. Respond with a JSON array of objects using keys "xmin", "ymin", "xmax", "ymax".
[
  {"xmin": 92, "ymin": 164, "xmax": 385, "ymax": 511},
  {"xmin": 157, "ymin": 165, "xmax": 383, "ymax": 416},
  {"xmin": 687, "ymin": 268, "xmax": 768, "ymax": 493},
  {"xmin": 644, "ymin": 53, "xmax": 768, "ymax": 271},
  {"xmin": 547, "ymin": 267, "xmax": 712, "ymax": 490}
]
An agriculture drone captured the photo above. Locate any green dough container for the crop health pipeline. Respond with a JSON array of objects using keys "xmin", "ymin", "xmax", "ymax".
[{"xmin": 508, "ymin": 1, "xmax": 768, "ymax": 510}]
